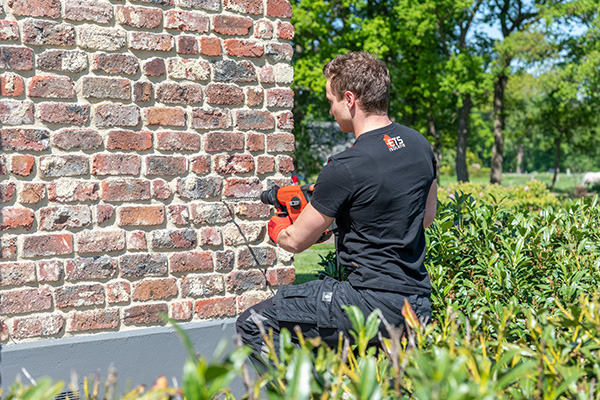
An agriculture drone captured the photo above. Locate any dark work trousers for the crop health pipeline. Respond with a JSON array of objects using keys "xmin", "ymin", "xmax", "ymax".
[{"xmin": 236, "ymin": 277, "xmax": 431, "ymax": 370}]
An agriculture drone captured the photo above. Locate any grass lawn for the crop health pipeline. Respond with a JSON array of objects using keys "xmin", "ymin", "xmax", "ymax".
[{"xmin": 292, "ymin": 242, "xmax": 335, "ymax": 285}]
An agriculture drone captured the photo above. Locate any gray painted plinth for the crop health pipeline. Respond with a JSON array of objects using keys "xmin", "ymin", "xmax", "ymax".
[{"xmin": 0, "ymin": 318, "xmax": 246, "ymax": 397}]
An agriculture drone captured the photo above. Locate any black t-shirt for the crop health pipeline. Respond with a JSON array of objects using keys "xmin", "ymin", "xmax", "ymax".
[{"xmin": 311, "ymin": 122, "xmax": 436, "ymax": 295}]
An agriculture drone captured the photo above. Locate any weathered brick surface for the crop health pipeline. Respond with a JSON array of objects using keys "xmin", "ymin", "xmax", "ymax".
[{"xmin": 0, "ymin": 0, "xmax": 294, "ymax": 341}]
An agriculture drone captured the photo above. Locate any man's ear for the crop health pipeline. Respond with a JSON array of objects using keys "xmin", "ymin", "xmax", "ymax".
[{"xmin": 344, "ymin": 91, "xmax": 356, "ymax": 109}]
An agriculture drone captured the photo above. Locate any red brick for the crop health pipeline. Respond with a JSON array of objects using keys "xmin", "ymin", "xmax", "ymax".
[
  {"xmin": 118, "ymin": 205, "xmax": 164, "ymax": 226},
  {"xmin": 116, "ymin": 5, "xmax": 162, "ymax": 29},
  {"xmin": 133, "ymin": 0, "xmax": 174, "ymax": 5},
  {"xmin": 49, "ymin": 180, "xmax": 100, "ymax": 202},
  {"xmin": 39, "ymin": 102, "xmax": 90, "ymax": 125},
  {"xmin": 39, "ymin": 205, "xmax": 92, "ymax": 231},
  {"xmin": 143, "ymin": 58, "xmax": 165, "ymax": 76},
  {"xmin": 53, "ymin": 128, "xmax": 102, "ymax": 150},
  {"xmin": 236, "ymin": 110, "xmax": 275, "ymax": 130},
  {"xmin": 214, "ymin": 154, "xmax": 254, "ymax": 174},
  {"xmin": 0, "ymin": 20, "xmax": 19, "ymax": 41},
  {"xmin": 0, "ymin": 262, "xmax": 36, "ymax": 287},
  {"xmin": 223, "ymin": 222, "xmax": 264, "ymax": 245},
  {"xmin": 213, "ymin": 15, "xmax": 252, "ymax": 36},
  {"xmin": 234, "ymin": 201, "xmax": 270, "ymax": 219},
  {"xmin": 0, "ymin": 182, "xmax": 15, "ymax": 203},
  {"xmin": 22, "ymin": 233, "xmax": 73, "ymax": 258},
  {"xmin": 164, "ymin": 10, "xmax": 209, "ymax": 32},
  {"xmin": 167, "ymin": 205, "xmax": 190, "ymax": 225},
  {"xmin": 0, "ymin": 207, "xmax": 34, "ymax": 231},
  {"xmin": 191, "ymin": 108, "xmax": 232, "ymax": 130},
  {"xmin": 76, "ymin": 230, "xmax": 125, "ymax": 254},
  {"xmin": 0, "ymin": 73, "xmax": 24, "ymax": 97},
  {"xmin": 10, "ymin": 154, "xmax": 35, "ymax": 176},
  {"xmin": 267, "ymin": 267, "xmax": 295, "ymax": 286},
  {"xmin": 82, "ymin": 77, "xmax": 131, "ymax": 100},
  {"xmin": 206, "ymin": 83, "xmax": 244, "ymax": 106},
  {"xmin": 0, "ymin": 287, "xmax": 52, "ymax": 315},
  {"xmin": 277, "ymin": 21, "xmax": 294, "ymax": 39},
  {"xmin": 132, "ymin": 278, "xmax": 178, "ymax": 301},
  {"xmin": 177, "ymin": 0, "xmax": 219, "ymax": 10},
  {"xmin": 65, "ymin": 255, "xmax": 118, "ymax": 280},
  {"xmin": 65, "ymin": 0, "xmax": 114, "ymax": 24},
  {"xmin": 92, "ymin": 154, "xmax": 141, "ymax": 176},
  {"xmin": 278, "ymin": 155, "xmax": 295, "ymax": 173},
  {"xmin": 204, "ymin": 131, "xmax": 244, "ymax": 152},
  {"xmin": 238, "ymin": 246, "xmax": 276, "ymax": 269},
  {"xmin": 267, "ymin": 0, "xmax": 292, "ymax": 18},
  {"xmin": 225, "ymin": 39, "xmax": 263, "ymax": 58},
  {"xmin": 181, "ymin": 274, "xmax": 224, "ymax": 297},
  {"xmin": 226, "ymin": 270, "xmax": 266, "ymax": 292},
  {"xmin": 107, "ymin": 129, "xmax": 152, "ymax": 150},
  {"xmin": 195, "ymin": 297, "xmax": 235, "ymax": 319},
  {"xmin": 38, "ymin": 260, "xmax": 63, "ymax": 282},
  {"xmin": 215, "ymin": 249, "xmax": 234, "ymax": 271},
  {"xmin": 259, "ymin": 64, "xmax": 275, "ymax": 84},
  {"xmin": 254, "ymin": 19, "xmax": 273, "ymax": 39},
  {"xmin": 237, "ymin": 291, "xmax": 271, "ymax": 313},
  {"xmin": 225, "ymin": 0, "xmax": 262, "ymax": 14},
  {"xmin": 156, "ymin": 131, "xmax": 201, "ymax": 151},
  {"xmin": 55, "ymin": 284, "xmax": 104, "ymax": 309},
  {"xmin": 101, "ymin": 178, "xmax": 150, "ymax": 202},
  {"xmin": 28, "ymin": 76, "xmax": 75, "ymax": 99},
  {"xmin": 39, "ymin": 155, "xmax": 89, "ymax": 178},
  {"xmin": 266, "ymin": 88, "xmax": 294, "ymax": 108},
  {"xmin": 96, "ymin": 204, "xmax": 114, "ymax": 224},
  {"xmin": 152, "ymin": 228, "xmax": 197, "ymax": 249},
  {"xmin": 8, "ymin": 0, "xmax": 61, "ymax": 18},
  {"xmin": 169, "ymin": 251, "xmax": 212, "ymax": 273},
  {"xmin": 92, "ymin": 53, "xmax": 139, "ymax": 75},
  {"xmin": 0, "ymin": 319, "xmax": 8, "ymax": 342},
  {"xmin": 12, "ymin": 314, "xmax": 64, "ymax": 338},
  {"xmin": 246, "ymin": 87, "xmax": 264, "ymax": 107},
  {"xmin": 199, "ymin": 36, "xmax": 221, "ymax": 56},
  {"xmin": 68, "ymin": 309, "xmax": 119, "ymax": 332},
  {"xmin": 256, "ymin": 155, "xmax": 275, "ymax": 174},
  {"xmin": 129, "ymin": 32, "xmax": 173, "ymax": 52},
  {"xmin": 37, "ymin": 50, "xmax": 86, "ymax": 74},
  {"xmin": 199, "ymin": 226, "xmax": 222, "ymax": 246},
  {"xmin": 177, "ymin": 176, "xmax": 223, "ymax": 199},
  {"xmin": 266, "ymin": 43, "xmax": 293, "ymax": 62},
  {"xmin": 214, "ymin": 59, "xmax": 257, "ymax": 83},
  {"xmin": 224, "ymin": 177, "xmax": 261, "ymax": 198},
  {"xmin": 0, "ymin": 156, "xmax": 5, "ymax": 176},
  {"xmin": 0, "ymin": 236, "xmax": 17, "ymax": 259},
  {"xmin": 77, "ymin": 26, "xmax": 127, "ymax": 51},
  {"xmin": 0, "ymin": 99, "xmax": 34, "ymax": 125},
  {"xmin": 246, "ymin": 132, "xmax": 265, "ymax": 151},
  {"xmin": 145, "ymin": 107, "xmax": 187, "ymax": 127},
  {"xmin": 107, "ymin": 280, "xmax": 130, "ymax": 304},
  {"xmin": 0, "ymin": 46, "xmax": 34, "ymax": 70},
  {"xmin": 177, "ymin": 35, "xmax": 198, "ymax": 54},
  {"xmin": 191, "ymin": 155, "xmax": 211, "ymax": 174},
  {"xmin": 167, "ymin": 58, "xmax": 210, "ymax": 81},
  {"xmin": 171, "ymin": 301, "xmax": 193, "ymax": 321},
  {"xmin": 95, "ymin": 104, "xmax": 140, "ymax": 127},
  {"xmin": 156, "ymin": 82, "xmax": 203, "ymax": 105},
  {"xmin": 127, "ymin": 231, "xmax": 147, "ymax": 251},
  {"xmin": 189, "ymin": 202, "xmax": 232, "ymax": 224},
  {"xmin": 124, "ymin": 303, "xmax": 168, "ymax": 326},
  {"xmin": 146, "ymin": 155, "xmax": 187, "ymax": 176},
  {"xmin": 22, "ymin": 19, "xmax": 75, "ymax": 46},
  {"xmin": 133, "ymin": 81, "xmax": 153, "ymax": 102},
  {"xmin": 152, "ymin": 179, "xmax": 173, "ymax": 200},
  {"xmin": 267, "ymin": 133, "xmax": 295, "ymax": 152}
]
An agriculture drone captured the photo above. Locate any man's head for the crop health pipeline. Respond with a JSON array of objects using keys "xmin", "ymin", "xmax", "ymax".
[{"xmin": 323, "ymin": 51, "xmax": 390, "ymax": 115}]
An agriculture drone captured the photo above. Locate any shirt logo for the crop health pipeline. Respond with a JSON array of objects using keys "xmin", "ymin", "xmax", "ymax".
[{"xmin": 383, "ymin": 134, "xmax": 406, "ymax": 152}]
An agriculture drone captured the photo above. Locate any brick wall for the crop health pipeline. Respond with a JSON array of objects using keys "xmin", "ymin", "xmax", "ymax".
[{"xmin": 0, "ymin": 0, "xmax": 296, "ymax": 342}]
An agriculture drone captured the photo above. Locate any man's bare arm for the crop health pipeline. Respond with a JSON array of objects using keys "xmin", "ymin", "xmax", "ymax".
[
  {"xmin": 423, "ymin": 180, "xmax": 437, "ymax": 229},
  {"xmin": 277, "ymin": 203, "xmax": 335, "ymax": 254}
]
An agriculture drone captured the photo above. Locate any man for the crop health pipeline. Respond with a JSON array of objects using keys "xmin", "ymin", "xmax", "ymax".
[{"xmin": 236, "ymin": 51, "xmax": 437, "ymax": 363}]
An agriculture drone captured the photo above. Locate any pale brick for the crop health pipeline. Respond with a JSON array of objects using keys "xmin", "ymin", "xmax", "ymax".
[
  {"xmin": 39, "ymin": 205, "xmax": 92, "ymax": 231},
  {"xmin": 181, "ymin": 274, "xmax": 224, "ymax": 297},
  {"xmin": 76, "ymin": 230, "xmax": 125, "ymax": 254},
  {"xmin": 177, "ymin": 176, "xmax": 223, "ymax": 200}
]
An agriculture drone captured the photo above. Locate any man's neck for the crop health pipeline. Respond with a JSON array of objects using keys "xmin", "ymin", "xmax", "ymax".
[{"xmin": 352, "ymin": 114, "xmax": 393, "ymax": 139}]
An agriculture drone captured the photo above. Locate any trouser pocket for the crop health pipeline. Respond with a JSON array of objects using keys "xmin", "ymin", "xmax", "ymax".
[{"xmin": 274, "ymin": 278, "xmax": 340, "ymax": 328}]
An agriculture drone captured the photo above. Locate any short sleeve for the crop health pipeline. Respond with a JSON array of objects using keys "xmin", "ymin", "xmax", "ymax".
[{"xmin": 310, "ymin": 159, "xmax": 354, "ymax": 218}]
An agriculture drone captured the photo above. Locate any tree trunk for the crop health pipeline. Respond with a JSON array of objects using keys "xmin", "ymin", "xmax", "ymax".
[
  {"xmin": 491, "ymin": 73, "xmax": 509, "ymax": 184},
  {"xmin": 456, "ymin": 93, "xmax": 472, "ymax": 182},
  {"xmin": 550, "ymin": 131, "xmax": 563, "ymax": 190},
  {"xmin": 515, "ymin": 143, "xmax": 524, "ymax": 174}
]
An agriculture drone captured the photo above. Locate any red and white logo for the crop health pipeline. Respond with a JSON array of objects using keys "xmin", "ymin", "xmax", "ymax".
[{"xmin": 383, "ymin": 134, "xmax": 405, "ymax": 152}]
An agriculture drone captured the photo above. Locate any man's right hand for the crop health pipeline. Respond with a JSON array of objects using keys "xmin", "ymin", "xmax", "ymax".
[{"xmin": 268, "ymin": 215, "xmax": 292, "ymax": 244}]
